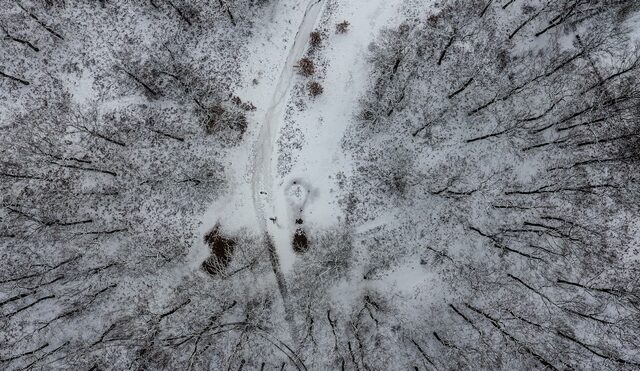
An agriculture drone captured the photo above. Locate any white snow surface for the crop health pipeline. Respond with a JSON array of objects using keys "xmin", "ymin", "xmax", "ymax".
[{"xmin": 201, "ymin": 0, "xmax": 403, "ymax": 274}]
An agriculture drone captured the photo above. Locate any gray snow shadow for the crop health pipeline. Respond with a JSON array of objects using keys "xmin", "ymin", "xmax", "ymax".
[{"xmin": 284, "ymin": 178, "xmax": 316, "ymax": 214}]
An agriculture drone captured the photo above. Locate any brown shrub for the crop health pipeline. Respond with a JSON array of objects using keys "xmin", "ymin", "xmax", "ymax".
[
  {"xmin": 202, "ymin": 225, "xmax": 236, "ymax": 275},
  {"xmin": 308, "ymin": 81, "xmax": 323, "ymax": 97},
  {"xmin": 205, "ymin": 105, "xmax": 248, "ymax": 137},
  {"xmin": 292, "ymin": 228, "xmax": 309, "ymax": 253},
  {"xmin": 359, "ymin": 109, "xmax": 374, "ymax": 121},
  {"xmin": 336, "ymin": 20, "xmax": 350, "ymax": 34},
  {"xmin": 297, "ymin": 57, "xmax": 315, "ymax": 76},
  {"xmin": 205, "ymin": 105, "xmax": 226, "ymax": 134},
  {"xmin": 310, "ymin": 31, "xmax": 322, "ymax": 48},
  {"xmin": 231, "ymin": 95, "xmax": 256, "ymax": 111}
]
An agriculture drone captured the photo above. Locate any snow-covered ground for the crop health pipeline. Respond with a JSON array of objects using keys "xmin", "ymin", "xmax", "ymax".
[
  {"xmin": 201, "ymin": 0, "xmax": 404, "ymax": 274},
  {"xmin": 195, "ymin": 0, "xmax": 312, "ymax": 267},
  {"xmin": 272, "ymin": 0, "xmax": 403, "ymax": 272}
]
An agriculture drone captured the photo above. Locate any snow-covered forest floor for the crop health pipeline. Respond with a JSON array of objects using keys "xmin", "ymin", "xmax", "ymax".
[{"xmin": 2, "ymin": 0, "xmax": 640, "ymax": 370}]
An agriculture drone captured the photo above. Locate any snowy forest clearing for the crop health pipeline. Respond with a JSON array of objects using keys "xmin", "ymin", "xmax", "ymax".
[
  {"xmin": 202, "ymin": 0, "xmax": 403, "ymax": 275},
  {"xmin": 251, "ymin": 0, "xmax": 327, "ymax": 274}
]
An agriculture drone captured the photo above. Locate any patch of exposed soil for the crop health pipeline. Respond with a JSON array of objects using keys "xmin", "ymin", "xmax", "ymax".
[
  {"xmin": 202, "ymin": 224, "xmax": 236, "ymax": 275},
  {"xmin": 292, "ymin": 228, "xmax": 309, "ymax": 253}
]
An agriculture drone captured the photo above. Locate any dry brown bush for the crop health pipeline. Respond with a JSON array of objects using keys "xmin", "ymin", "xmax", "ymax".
[
  {"xmin": 310, "ymin": 31, "xmax": 322, "ymax": 47},
  {"xmin": 308, "ymin": 81, "xmax": 323, "ymax": 97},
  {"xmin": 336, "ymin": 20, "xmax": 350, "ymax": 34},
  {"xmin": 297, "ymin": 57, "xmax": 316, "ymax": 76}
]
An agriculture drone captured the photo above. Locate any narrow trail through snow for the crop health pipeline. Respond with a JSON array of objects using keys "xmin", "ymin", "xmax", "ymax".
[
  {"xmin": 250, "ymin": 0, "xmax": 326, "ymax": 345},
  {"xmin": 251, "ymin": 0, "xmax": 326, "ymax": 274}
]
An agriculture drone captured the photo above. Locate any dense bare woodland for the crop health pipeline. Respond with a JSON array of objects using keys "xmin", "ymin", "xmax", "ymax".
[{"xmin": 1, "ymin": 0, "xmax": 639, "ymax": 370}]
